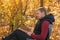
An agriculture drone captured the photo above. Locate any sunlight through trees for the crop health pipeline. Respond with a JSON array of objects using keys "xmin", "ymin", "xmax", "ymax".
[{"xmin": 0, "ymin": 0, "xmax": 60, "ymax": 40}]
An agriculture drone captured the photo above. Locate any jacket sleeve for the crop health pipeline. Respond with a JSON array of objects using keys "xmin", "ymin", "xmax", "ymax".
[{"xmin": 31, "ymin": 21, "xmax": 50, "ymax": 40}]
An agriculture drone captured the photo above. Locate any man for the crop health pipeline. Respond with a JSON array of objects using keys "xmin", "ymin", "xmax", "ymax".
[
  {"xmin": 31, "ymin": 7, "xmax": 55, "ymax": 40},
  {"xmin": 2, "ymin": 7, "xmax": 55, "ymax": 40}
]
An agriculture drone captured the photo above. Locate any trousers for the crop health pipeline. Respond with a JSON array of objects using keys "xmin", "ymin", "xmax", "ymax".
[{"xmin": 2, "ymin": 29, "xmax": 34, "ymax": 40}]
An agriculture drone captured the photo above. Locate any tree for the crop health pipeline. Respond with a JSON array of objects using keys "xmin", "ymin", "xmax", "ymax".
[{"xmin": 40, "ymin": 0, "xmax": 44, "ymax": 7}]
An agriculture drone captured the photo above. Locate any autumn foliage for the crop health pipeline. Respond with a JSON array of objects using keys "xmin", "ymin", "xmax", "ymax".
[{"xmin": 0, "ymin": 0, "xmax": 60, "ymax": 40}]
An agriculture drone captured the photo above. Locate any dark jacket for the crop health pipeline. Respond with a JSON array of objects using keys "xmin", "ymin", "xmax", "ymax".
[{"xmin": 31, "ymin": 14, "xmax": 55, "ymax": 40}]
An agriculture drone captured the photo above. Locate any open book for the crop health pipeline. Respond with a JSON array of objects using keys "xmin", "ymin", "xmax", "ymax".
[{"xmin": 18, "ymin": 26, "xmax": 34, "ymax": 35}]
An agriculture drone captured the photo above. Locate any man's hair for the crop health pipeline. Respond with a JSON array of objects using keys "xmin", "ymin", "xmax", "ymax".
[{"xmin": 37, "ymin": 7, "xmax": 47, "ymax": 15}]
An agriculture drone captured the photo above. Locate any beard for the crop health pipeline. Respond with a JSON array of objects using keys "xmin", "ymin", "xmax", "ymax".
[
  {"xmin": 35, "ymin": 16, "xmax": 39, "ymax": 19},
  {"xmin": 35, "ymin": 16, "xmax": 42, "ymax": 20}
]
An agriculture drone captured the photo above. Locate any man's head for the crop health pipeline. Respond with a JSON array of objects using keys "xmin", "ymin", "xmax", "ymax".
[{"xmin": 35, "ymin": 7, "xmax": 47, "ymax": 19}]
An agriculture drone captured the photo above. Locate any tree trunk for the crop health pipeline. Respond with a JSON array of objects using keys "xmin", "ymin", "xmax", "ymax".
[{"xmin": 40, "ymin": 0, "xmax": 43, "ymax": 7}]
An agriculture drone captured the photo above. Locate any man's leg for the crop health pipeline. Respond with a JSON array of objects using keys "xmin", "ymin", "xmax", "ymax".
[{"xmin": 2, "ymin": 29, "xmax": 33, "ymax": 40}]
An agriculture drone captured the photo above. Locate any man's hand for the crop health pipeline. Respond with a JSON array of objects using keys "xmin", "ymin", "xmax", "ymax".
[
  {"xmin": 27, "ymin": 27, "xmax": 34, "ymax": 36},
  {"xmin": 27, "ymin": 32, "xmax": 32, "ymax": 36}
]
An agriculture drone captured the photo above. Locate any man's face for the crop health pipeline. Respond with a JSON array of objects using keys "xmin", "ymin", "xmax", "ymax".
[{"xmin": 35, "ymin": 10, "xmax": 44, "ymax": 19}]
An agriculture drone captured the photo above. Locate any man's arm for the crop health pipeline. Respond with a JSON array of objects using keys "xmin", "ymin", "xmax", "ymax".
[{"xmin": 31, "ymin": 21, "xmax": 50, "ymax": 40}]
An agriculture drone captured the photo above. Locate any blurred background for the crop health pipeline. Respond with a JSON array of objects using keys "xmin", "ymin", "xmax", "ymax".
[{"xmin": 0, "ymin": 0, "xmax": 60, "ymax": 40}]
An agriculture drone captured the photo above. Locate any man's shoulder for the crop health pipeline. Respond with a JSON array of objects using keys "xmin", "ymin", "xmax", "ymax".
[{"xmin": 42, "ymin": 20, "xmax": 50, "ymax": 25}]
